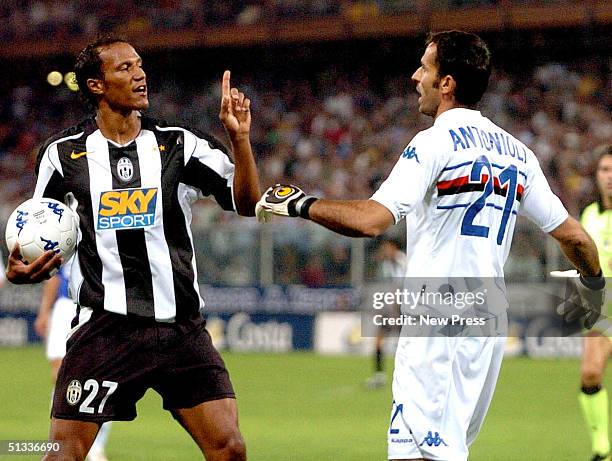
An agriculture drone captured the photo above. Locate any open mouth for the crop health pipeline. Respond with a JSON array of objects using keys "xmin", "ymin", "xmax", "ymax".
[{"xmin": 134, "ymin": 85, "xmax": 147, "ymax": 95}]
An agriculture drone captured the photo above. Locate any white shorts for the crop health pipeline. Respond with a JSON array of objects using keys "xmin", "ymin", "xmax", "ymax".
[
  {"xmin": 388, "ymin": 333, "xmax": 506, "ymax": 461},
  {"xmin": 45, "ymin": 297, "xmax": 77, "ymax": 360}
]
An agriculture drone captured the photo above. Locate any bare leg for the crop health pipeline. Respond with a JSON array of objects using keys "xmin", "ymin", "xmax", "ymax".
[
  {"xmin": 579, "ymin": 332, "xmax": 612, "ymax": 457},
  {"xmin": 173, "ymin": 398, "xmax": 246, "ymax": 461},
  {"xmin": 582, "ymin": 333, "xmax": 612, "ymax": 387},
  {"xmin": 42, "ymin": 418, "xmax": 99, "ymax": 461}
]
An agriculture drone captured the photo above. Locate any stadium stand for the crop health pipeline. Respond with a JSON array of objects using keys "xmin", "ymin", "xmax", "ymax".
[{"xmin": 0, "ymin": 0, "xmax": 610, "ymax": 286}]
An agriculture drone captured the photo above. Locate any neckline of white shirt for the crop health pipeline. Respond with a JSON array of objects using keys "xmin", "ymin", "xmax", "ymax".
[{"xmin": 434, "ymin": 107, "xmax": 482, "ymax": 126}]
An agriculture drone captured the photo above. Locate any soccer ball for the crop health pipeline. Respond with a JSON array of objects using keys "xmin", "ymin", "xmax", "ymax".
[{"xmin": 5, "ymin": 198, "xmax": 78, "ymax": 264}]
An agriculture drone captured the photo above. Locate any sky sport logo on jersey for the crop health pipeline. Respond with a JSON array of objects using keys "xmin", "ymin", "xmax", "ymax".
[{"xmin": 97, "ymin": 187, "xmax": 158, "ymax": 230}]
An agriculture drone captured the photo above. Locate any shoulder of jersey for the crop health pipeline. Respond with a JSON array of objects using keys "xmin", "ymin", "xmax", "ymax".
[
  {"xmin": 411, "ymin": 125, "xmax": 451, "ymax": 153},
  {"xmin": 38, "ymin": 117, "xmax": 95, "ymax": 153},
  {"xmin": 35, "ymin": 117, "xmax": 97, "ymax": 172},
  {"xmin": 142, "ymin": 116, "xmax": 231, "ymax": 157}
]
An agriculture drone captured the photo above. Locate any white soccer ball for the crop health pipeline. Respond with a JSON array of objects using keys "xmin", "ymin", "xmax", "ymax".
[{"xmin": 5, "ymin": 198, "xmax": 78, "ymax": 264}]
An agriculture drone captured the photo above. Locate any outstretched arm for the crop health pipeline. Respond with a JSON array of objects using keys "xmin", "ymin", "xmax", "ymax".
[
  {"xmin": 549, "ymin": 216, "xmax": 601, "ymax": 277},
  {"xmin": 219, "ymin": 70, "xmax": 260, "ymax": 216},
  {"xmin": 255, "ymin": 185, "xmax": 395, "ymax": 238},
  {"xmin": 308, "ymin": 199, "xmax": 395, "ymax": 238}
]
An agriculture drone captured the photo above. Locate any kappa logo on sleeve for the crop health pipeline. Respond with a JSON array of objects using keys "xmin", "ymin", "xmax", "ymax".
[
  {"xmin": 401, "ymin": 146, "xmax": 420, "ymax": 163},
  {"xmin": 97, "ymin": 188, "xmax": 158, "ymax": 230}
]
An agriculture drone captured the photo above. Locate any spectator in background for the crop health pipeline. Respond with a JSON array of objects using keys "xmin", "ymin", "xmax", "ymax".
[
  {"xmin": 365, "ymin": 237, "xmax": 405, "ymax": 389},
  {"xmin": 578, "ymin": 145, "xmax": 612, "ymax": 461}
]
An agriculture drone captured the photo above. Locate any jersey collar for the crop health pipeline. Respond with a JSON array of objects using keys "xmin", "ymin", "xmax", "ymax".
[{"xmin": 434, "ymin": 107, "xmax": 482, "ymax": 126}]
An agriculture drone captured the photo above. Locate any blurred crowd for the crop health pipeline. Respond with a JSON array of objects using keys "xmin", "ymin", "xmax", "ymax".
[
  {"xmin": 1, "ymin": 0, "xmax": 522, "ymax": 42},
  {"xmin": 1, "ymin": 59, "xmax": 608, "ymax": 216},
  {"xmin": 0, "ymin": 43, "xmax": 609, "ymax": 286}
]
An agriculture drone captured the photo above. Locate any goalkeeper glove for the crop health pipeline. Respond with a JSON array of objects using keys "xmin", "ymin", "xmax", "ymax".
[
  {"xmin": 550, "ymin": 269, "xmax": 606, "ymax": 329},
  {"xmin": 255, "ymin": 184, "xmax": 318, "ymax": 223}
]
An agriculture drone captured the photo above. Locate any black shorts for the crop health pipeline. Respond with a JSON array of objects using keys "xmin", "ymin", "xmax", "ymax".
[{"xmin": 52, "ymin": 309, "xmax": 235, "ymax": 423}]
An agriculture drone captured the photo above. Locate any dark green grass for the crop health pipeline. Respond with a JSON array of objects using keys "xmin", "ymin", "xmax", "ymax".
[{"xmin": 0, "ymin": 347, "xmax": 607, "ymax": 460}]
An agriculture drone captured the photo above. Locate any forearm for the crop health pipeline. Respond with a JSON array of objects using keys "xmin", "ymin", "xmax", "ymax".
[
  {"xmin": 309, "ymin": 199, "xmax": 392, "ymax": 238},
  {"xmin": 557, "ymin": 235, "xmax": 601, "ymax": 277},
  {"xmin": 230, "ymin": 134, "xmax": 260, "ymax": 216},
  {"xmin": 550, "ymin": 217, "xmax": 601, "ymax": 277}
]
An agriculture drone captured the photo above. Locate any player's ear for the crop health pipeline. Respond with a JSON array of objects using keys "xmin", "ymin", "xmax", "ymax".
[
  {"xmin": 439, "ymin": 75, "xmax": 456, "ymax": 97},
  {"xmin": 87, "ymin": 78, "xmax": 104, "ymax": 97}
]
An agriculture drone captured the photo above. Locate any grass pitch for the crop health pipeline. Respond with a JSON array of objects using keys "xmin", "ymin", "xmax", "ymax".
[{"xmin": 0, "ymin": 346, "xmax": 607, "ymax": 460}]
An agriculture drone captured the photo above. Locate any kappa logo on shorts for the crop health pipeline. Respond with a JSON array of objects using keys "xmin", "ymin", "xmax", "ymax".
[
  {"xmin": 66, "ymin": 379, "xmax": 82, "ymax": 406},
  {"xmin": 97, "ymin": 187, "xmax": 158, "ymax": 230},
  {"xmin": 419, "ymin": 431, "xmax": 448, "ymax": 447}
]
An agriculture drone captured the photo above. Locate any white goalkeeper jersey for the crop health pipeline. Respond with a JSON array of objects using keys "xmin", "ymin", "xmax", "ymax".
[{"xmin": 371, "ymin": 108, "xmax": 568, "ymax": 278}]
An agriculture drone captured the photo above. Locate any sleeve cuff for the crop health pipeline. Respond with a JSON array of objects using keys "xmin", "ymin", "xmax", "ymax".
[
  {"xmin": 369, "ymin": 196, "xmax": 401, "ymax": 224},
  {"xmin": 541, "ymin": 209, "xmax": 569, "ymax": 233}
]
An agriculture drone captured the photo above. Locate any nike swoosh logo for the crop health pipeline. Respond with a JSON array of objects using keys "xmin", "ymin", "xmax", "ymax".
[{"xmin": 70, "ymin": 150, "xmax": 88, "ymax": 159}]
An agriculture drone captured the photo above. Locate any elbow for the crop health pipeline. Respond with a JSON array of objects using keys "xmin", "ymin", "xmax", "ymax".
[{"xmin": 360, "ymin": 223, "xmax": 385, "ymax": 238}]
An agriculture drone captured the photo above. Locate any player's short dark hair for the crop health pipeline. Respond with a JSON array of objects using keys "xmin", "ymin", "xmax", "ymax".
[
  {"xmin": 74, "ymin": 35, "xmax": 129, "ymax": 110},
  {"xmin": 426, "ymin": 30, "xmax": 491, "ymax": 106}
]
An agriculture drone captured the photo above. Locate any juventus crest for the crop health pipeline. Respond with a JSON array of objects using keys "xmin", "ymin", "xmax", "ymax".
[{"xmin": 117, "ymin": 157, "xmax": 134, "ymax": 182}]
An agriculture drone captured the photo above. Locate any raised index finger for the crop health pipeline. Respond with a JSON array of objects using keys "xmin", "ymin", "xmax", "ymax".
[{"xmin": 222, "ymin": 70, "xmax": 231, "ymax": 99}]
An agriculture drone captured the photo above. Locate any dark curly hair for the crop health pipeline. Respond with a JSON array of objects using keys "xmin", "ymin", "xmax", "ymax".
[
  {"xmin": 426, "ymin": 30, "xmax": 491, "ymax": 106},
  {"xmin": 74, "ymin": 35, "xmax": 129, "ymax": 110}
]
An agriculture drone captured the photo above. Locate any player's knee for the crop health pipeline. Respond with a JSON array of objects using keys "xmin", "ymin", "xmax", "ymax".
[
  {"xmin": 222, "ymin": 433, "xmax": 246, "ymax": 461},
  {"xmin": 581, "ymin": 364, "xmax": 604, "ymax": 386}
]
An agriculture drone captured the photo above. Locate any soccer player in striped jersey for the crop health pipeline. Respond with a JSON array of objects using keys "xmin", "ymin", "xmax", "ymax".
[
  {"xmin": 257, "ymin": 31, "xmax": 605, "ymax": 460},
  {"xmin": 6, "ymin": 36, "xmax": 260, "ymax": 461},
  {"xmin": 579, "ymin": 145, "xmax": 612, "ymax": 461}
]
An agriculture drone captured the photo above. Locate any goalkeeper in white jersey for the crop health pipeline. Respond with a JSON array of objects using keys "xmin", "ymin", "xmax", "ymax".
[{"xmin": 256, "ymin": 30, "xmax": 605, "ymax": 461}]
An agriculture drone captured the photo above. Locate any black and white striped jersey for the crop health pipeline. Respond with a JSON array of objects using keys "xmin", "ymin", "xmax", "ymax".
[{"xmin": 34, "ymin": 116, "xmax": 236, "ymax": 322}]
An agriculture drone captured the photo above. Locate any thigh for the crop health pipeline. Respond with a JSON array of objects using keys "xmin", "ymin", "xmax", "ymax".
[
  {"xmin": 466, "ymin": 336, "xmax": 506, "ymax": 446},
  {"xmin": 42, "ymin": 418, "xmax": 99, "ymax": 461},
  {"xmin": 173, "ymin": 398, "xmax": 242, "ymax": 453},
  {"xmin": 53, "ymin": 309, "xmax": 154, "ymax": 423},
  {"xmin": 389, "ymin": 337, "xmax": 462, "ymax": 461},
  {"xmin": 154, "ymin": 323, "xmax": 235, "ymax": 411}
]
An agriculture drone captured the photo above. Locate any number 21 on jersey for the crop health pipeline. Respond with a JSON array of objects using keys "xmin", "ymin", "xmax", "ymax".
[{"xmin": 460, "ymin": 155, "xmax": 520, "ymax": 245}]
